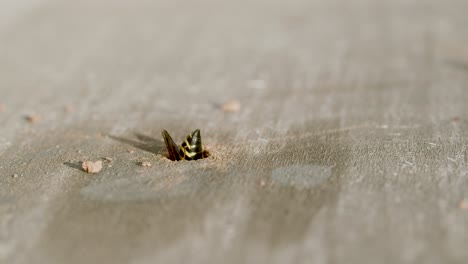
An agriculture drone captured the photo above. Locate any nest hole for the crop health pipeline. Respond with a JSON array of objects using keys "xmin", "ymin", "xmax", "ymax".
[{"xmin": 164, "ymin": 150, "xmax": 211, "ymax": 161}]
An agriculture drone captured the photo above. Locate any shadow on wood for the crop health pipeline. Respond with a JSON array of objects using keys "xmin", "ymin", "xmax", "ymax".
[
  {"xmin": 109, "ymin": 133, "xmax": 165, "ymax": 154},
  {"xmin": 64, "ymin": 161, "xmax": 84, "ymax": 172}
]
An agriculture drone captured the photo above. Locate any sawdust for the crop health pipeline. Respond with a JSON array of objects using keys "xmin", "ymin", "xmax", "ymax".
[
  {"xmin": 65, "ymin": 104, "xmax": 75, "ymax": 113},
  {"xmin": 102, "ymin": 157, "xmax": 114, "ymax": 162},
  {"xmin": 25, "ymin": 114, "xmax": 42, "ymax": 124},
  {"xmin": 221, "ymin": 100, "xmax": 241, "ymax": 113},
  {"xmin": 203, "ymin": 145, "xmax": 229, "ymax": 161},
  {"xmin": 157, "ymin": 154, "xmax": 171, "ymax": 162},
  {"xmin": 82, "ymin": 160, "xmax": 103, "ymax": 174},
  {"xmin": 459, "ymin": 200, "xmax": 468, "ymax": 210},
  {"xmin": 140, "ymin": 161, "xmax": 152, "ymax": 167}
]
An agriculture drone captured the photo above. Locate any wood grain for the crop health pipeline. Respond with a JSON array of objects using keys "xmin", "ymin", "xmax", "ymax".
[{"xmin": 1, "ymin": 0, "xmax": 468, "ymax": 263}]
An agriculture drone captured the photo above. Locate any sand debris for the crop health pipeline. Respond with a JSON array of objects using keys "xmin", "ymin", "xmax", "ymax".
[
  {"xmin": 65, "ymin": 104, "xmax": 75, "ymax": 113},
  {"xmin": 25, "ymin": 114, "xmax": 42, "ymax": 124},
  {"xmin": 140, "ymin": 161, "xmax": 152, "ymax": 167},
  {"xmin": 82, "ymin": 160, "xmax": 103, "ymax": 174},
  {"xmin": 102, "ymin": 157, "xmax": 114, "ymax": 162},
  {"xmin": 221, "ymin": 100, "xmax": 241, "ymax": 113},
  {"xmin": 459, "ymin": 200, "xmax": 468, "ymax": 210}
]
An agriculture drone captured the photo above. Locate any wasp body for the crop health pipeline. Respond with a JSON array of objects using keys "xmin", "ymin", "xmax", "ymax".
[{"xmin": 162, "ymin": 129, "xmax": 204, "ymax": 161}]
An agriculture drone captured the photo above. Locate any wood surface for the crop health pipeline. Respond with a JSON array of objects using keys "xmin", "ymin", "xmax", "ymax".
[{"xmin": 1, "ymin": 0, "xmax": 468, "ymax": 263}]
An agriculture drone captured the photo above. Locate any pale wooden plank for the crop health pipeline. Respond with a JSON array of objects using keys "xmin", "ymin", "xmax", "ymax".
[{"xmin": 0, "ymin": 0, "xmax": 468, "ymax": 263}]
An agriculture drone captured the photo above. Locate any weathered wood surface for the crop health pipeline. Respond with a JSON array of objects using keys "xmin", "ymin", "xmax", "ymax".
[{"xmin": 1, "ymin": 0, "xmax": 468, "ymax": 263}]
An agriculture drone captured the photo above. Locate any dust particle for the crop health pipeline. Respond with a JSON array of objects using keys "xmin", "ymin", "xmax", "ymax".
[
  {"xmin": 12, "ymin": 174, "xmax": 18, "ymax": 178},
  {"xmin": 459, "ymin": 200, "xmax": 468, "ymax": 210},
  {"xmin": 140, "ymin": 161, "xmax": 152, "ymax": 167},
  {"xmin": 82, "ymin": 160, "xmax": 103, "ymax": 174},
  {"xmin": 222, "ymin": 100, "xmax": 241, "ymax": 113},
  {"xmin": 102, "ymin": 157, "xmax": 114, "ymax": 162},
  {"xmin": 65, "ymin": 104, "xmax": 75, "ymax": 113},
  {"xmin": 25, "ymin": 114, "xmax": 42, "ymax": 124},
  {"xmin": 260, "ymin": 179, "xmax": 267, "ymax": 187}
]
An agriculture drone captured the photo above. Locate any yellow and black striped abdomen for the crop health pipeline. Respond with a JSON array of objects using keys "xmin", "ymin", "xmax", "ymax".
[{"xmin": 179, "ymin": 129, "xmax": 203, "ymax": 160}]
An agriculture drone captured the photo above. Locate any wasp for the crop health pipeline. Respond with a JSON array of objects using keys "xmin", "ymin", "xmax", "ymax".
[{"xmin": 161, "ymin": 129, "xmax": 206, "ymax": 161}]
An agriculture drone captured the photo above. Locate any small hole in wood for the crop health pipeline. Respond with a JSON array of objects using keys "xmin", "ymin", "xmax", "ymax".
[{"xmin": 163, "ymin": 150, "xmax": 210, "ymax": 161}]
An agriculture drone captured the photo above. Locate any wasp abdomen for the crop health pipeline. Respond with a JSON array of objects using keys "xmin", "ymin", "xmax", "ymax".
[{"xmin": 179, "ymin": 129, "xmax": 203, "ymax": 160}]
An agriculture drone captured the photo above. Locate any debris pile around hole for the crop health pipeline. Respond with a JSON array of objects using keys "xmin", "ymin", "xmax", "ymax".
[
  {"xmin": 221, "ymin": 100, "xmax": 241, "ymax": 113},
  {"xmin": 161, "ymin": 148, "xmax": 212, "ymax": 162},
  {"xmin": 82, "ymin": 160, "xmax": 103, "ymax": 174}
]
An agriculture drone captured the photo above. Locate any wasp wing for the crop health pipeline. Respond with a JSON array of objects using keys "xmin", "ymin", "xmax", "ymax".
[{"xmin": 161, "ymin": 130, "xmax": 181, "ymax": 161}]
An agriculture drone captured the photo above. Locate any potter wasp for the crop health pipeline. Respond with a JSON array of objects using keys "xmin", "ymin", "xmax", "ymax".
[{"xmin": 162, "ymin": 129, "xmax": 206, "ymax": 161}]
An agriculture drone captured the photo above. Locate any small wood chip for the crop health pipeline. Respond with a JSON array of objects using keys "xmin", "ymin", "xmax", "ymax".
[
  {"xmin": 102, "ymin": 157, "xmax": 114, "ymax": 162},
  {"xmin": 65, "ymin": 104, "xmax": 75, "ymax": 113},
  {"xmin": 141, "ymin": 161, "xmax": 152, "ymax": 167},
  {"xmin": 222, "ymin": 100, "xmax": 241, "ymax": 113},
  {"xmin": 25, "ymin": 114, "xmax": 42, "ymax": 124},
  {"xmin": 82, "ymin": 161, "xmax": 103, "ymax": 174},
  {"xmin": 459, "ymin": 200, "xmax": 468, "ymax": 210}
]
